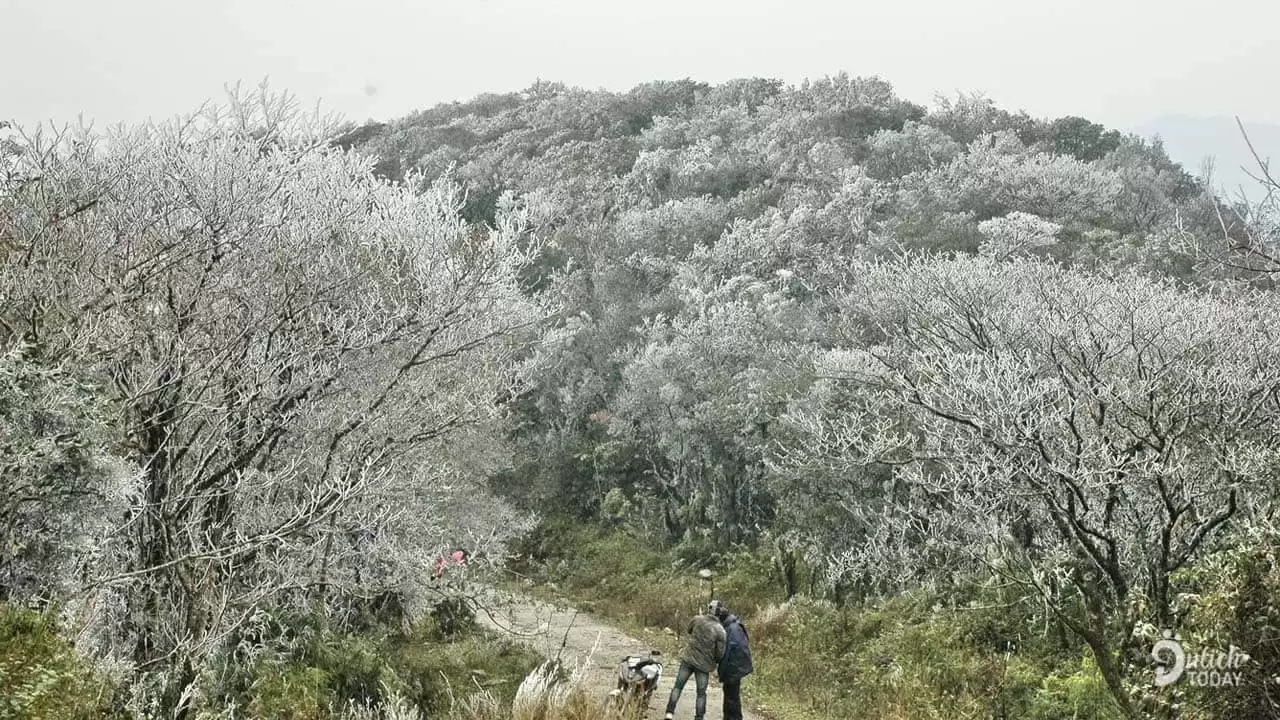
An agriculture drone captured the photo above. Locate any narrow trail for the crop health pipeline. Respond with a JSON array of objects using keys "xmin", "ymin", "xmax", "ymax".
[{"xmin": 476, "ymin": 588, "xmax": 763, "ymax": 720}]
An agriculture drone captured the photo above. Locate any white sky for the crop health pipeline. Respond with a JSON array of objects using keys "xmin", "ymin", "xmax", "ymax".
[{"xmin": 3, "ymin": 0, "xmax": 1278, "ymax": 132}]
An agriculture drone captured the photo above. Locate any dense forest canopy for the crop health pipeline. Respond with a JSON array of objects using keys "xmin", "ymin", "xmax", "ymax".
[
  {"xmin": 345, "ymin": 72, "xmax": 1253, "ymax": 523},
  {"xmin": 345, "ymin": 73, "xmax": 1280, "ymax": 718},
  {"xmin": 4, "ymin": 74, "xmax": 1279, "ymax": 719}
]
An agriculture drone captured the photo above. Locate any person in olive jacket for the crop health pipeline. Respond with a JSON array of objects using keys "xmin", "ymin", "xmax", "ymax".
[
  {"xmin": 712, "ymin": 600, "xmax": 754, "ymax": 720},
  {"xmin": 664, "ymin": 601, "xmax": 727, "ymax": 720}
]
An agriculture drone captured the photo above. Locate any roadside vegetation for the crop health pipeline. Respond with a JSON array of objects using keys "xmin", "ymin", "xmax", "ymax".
[{"xmin": 509, "ymin": 517, "xmax": 1280, "ymax": 720}]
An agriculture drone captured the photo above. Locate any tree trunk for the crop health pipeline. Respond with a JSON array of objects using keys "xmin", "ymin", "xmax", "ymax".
[{"xmin": 1080, "ymin": 626, "xmax": 1140, "ymax": 720}]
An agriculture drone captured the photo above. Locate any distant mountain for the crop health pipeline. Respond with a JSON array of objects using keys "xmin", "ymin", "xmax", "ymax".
[{"xmin": 1132, "ymin": 115, "xmax": 1280, "ymax": 203}]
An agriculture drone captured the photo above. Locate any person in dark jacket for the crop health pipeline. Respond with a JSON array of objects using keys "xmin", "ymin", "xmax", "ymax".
[
  {"xmin": 712, "ymin": 600, "xmax": 753, "ymax": 720},
  {"xmin": 664, "ymin": 602, "xmax": 726, "ymax": 720}
]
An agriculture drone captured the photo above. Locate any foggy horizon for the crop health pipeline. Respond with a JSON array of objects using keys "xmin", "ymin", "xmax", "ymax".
[{"xmin": 4, "ymin": 0, "xmax": 1279, "ymax": 133}]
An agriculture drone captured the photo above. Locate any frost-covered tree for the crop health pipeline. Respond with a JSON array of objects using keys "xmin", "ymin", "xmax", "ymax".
[
  {"xmin": 0, "ymin": 342, "xmax": 133, "ymax": 604},
  {"xmin": 977, "ymin": 211, "xmax": 1062, "ymax": 259},
  {"xmin": 1, "ymin": 85, "xmax": 544, "ymax": 716},
  {"xmin": 609, "ymin": 268, "xmax": 814, "ymax": 542},
  {"xmin": 1210, "ymin": 125, "xmax": 1280, "ymax": 283},
  {"xmin": 915, "ymin": 131, "xmax": 1126, "ymax": 225},
  {"xmin": 353, "ymin": 75, "xmax": 1238, "ymax": 559},
  {"xmin": 774, "ymin": 255, "xmax": 1280, "ymax": 718},
  {"xmin": 863, "ymin": 120, "xmax": 963, "ymax": 180},
  {"xmin": 923, "ymin": 92, "xmax": 1039, "ymax": 145}
]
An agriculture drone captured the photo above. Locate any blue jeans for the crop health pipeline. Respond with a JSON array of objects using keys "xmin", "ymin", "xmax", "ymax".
[{"xmin": 665, "ymin": 661, "xmax": 709, "ymax": 719}]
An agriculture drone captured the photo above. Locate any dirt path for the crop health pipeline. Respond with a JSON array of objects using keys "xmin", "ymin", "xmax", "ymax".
[{"xmin": 476, "ymin": 588, "xmax": 762, "ymax": 720}]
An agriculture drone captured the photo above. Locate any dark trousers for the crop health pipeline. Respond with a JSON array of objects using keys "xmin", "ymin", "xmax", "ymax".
[
  {"xmin": 722, "ymin": 677, "xmax": 743, "ymax": 720},
  {"xmin": 665, "ymin": 661, "xmax": 708, "ymax": 719}
]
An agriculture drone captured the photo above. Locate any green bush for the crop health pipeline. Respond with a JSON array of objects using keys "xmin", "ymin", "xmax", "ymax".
[
  {"xmin": 203, "ymin": 609, "xmax": 400, "ymax": 717},
  {"xmin": 247, "ymin": 664, "xmax": 333, "ymax": 720},
  {"xmin": 300, "ymin": 630, "xmax": 388, "ymax": 709},
  {"xmin": 1023, "ymin": 654, "xmax": 1122, "ymax": 720},
  {"xmin": 429, "ymin": 598, "xmax": 477, "ymax": 641},
  {"xmin": 204, "ymin": 606, "xmax": 542, "ymax": 719},
  {"xmin": 737, "ymin": 593, "xmax": 1124, "ymax": 720},
  {"xmin": 390, "ymin": 617, "xmax": 541, "ymax": 716},
  {"xmin": 510, "ymin": 517, "xmax": 793, "ymax": 634},
  {"xmin": 0, "ymin": 604, "xmax": 123, "ymax": 720},
  {"xmin": 711, "ymin": 545, "xmax": 786, "ymax": 612},
  {"xmin": 1170, "ymin": 526, "xmax": 1280, "ymax": 719}
]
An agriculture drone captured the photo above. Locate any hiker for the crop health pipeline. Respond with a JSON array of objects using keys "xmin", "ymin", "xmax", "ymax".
[
  {"xmin": 664, "ymin": 600, "xmax": 727, "ymax": 720},
  {"xmin": 713, "ymin": 600, "xmax": 754, "ymax": 720},
  {"xmin": 432, "ymin": 548, "xmax": 468, "ymax": 580}
]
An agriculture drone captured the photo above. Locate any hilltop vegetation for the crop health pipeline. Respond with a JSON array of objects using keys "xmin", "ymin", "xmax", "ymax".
[
  {"xmin": 351, "ymin": 74, "xmax": 1280, "ymax": 719},
  {"xmin": 2, "ymin": 74, "xmax": 1279, "ymax": 719}
]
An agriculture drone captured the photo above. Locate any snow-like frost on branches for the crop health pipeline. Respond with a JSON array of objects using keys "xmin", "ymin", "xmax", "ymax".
[
  {"xmin": 775, "ymin": 254, "xmax": 1280, "ymax": 610},
  {"xmin": 977, "ymin": 211, "xmax": 1062, "ymax": 259},
  {"xmin": 0, "ymin": 84, "xmax": 550, "ymax": 710}
]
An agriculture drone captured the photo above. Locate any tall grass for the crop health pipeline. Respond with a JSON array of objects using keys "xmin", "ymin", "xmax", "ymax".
[{"xmin": 442, "ymin": 651, "xmax": 641, "ymax": 720}]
